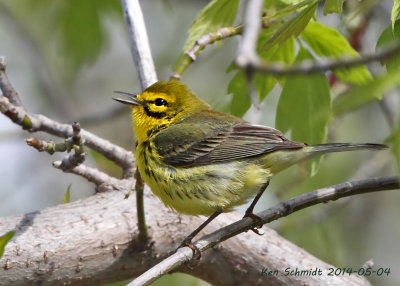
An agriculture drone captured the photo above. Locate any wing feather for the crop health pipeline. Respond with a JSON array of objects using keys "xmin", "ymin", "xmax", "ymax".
[{"xmin": 153, "ymin": 112, "xmax": 304, "ymax": 167}]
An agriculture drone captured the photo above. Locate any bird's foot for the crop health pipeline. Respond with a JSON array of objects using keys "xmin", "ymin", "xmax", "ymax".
[
  {"xmin": 243, "ymin": 211, "xmax": 264, "ymax": 235},
  {"xmin": 176, "ymin": 237, "xmax": 201, "ymax": 260}
]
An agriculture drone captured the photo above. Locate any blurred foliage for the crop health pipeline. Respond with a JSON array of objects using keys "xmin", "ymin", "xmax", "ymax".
[
  {"xmin": 62, "ymin": 184, "xmax": 71, "ymax": 204},
  {"xmin": 4, "ymin": 0, "xmax": 121, "ymax": 80},
  {"xmin": 323, "ymin": 0, "xmax": 344, "ymax": 15}
]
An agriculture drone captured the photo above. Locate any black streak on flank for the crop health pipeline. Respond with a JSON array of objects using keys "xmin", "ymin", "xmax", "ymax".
[
  {"xmin": 176, "ymin": 191, "xmax": 184, "ymax": 200},
  {"xmin": 164, "ymin": 188, "xmax": 173, "ymax": 200}
]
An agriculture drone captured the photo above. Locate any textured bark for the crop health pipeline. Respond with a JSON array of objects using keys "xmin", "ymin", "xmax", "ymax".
[{"xmin": 0, "ymin": 183, "xmax": 370, "ymax": 285}]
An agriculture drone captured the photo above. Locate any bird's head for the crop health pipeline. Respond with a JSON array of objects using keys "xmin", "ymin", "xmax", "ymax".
[{"xmin": 114, "ymin": 80, "xmax": 210, "ymax": 142}]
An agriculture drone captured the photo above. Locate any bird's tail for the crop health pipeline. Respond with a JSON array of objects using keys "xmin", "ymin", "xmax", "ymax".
[
  {"xmin": 266, "ymin": 143, "xmax": 387, "ymax": 174},
  {"xmin": 308, "ymin": 143, "xmax": 387, "ymax": 154}
]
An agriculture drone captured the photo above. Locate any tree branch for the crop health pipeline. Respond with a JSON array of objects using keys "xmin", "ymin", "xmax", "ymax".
[
  {"xmin": 235, "ymin": 0, "xmax": 400, "ymax": 76},
  {"xmin": 120, "ymin": 0, "xmax": 158, "ymax": 90},
  {"xmin": 3, "ymin": 176, "xmax": 397, "ymax": 285},
  {"xmin": 130, "ymin": 176, "xmax": 399, "ymax": 285},
  {"xmin": 0, "ymin": 73, "xmax": 135, "ymax": 177},
  {"xmin": 237, "ymin": 40, "xmax": 400, "ymax": 76}
]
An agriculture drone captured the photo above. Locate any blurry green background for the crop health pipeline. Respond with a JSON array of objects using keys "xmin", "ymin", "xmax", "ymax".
[{"xmin": 0, "ymin": 0, "xmax": 399, "ymax": 285}]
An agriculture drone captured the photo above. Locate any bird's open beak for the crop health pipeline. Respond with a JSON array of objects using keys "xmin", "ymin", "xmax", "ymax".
[{"xmin": 113, "ymin": 91, "xmax": 142, "ymax": 106}]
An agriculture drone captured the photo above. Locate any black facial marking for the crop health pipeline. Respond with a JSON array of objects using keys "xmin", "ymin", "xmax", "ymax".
[{"xmin": 143, "ymin": 106, "xmax": 166, "ymax": 119}]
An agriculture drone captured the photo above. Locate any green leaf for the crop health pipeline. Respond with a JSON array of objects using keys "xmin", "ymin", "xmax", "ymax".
[
  {"xmin": 376, "ymin": 20, "xmax": 400, "ymax": 72},
  {"xmin": 392, "ymin": 0, "xmax": 400, "ymax": 32},
  {"xmin": 0, "ymin": 231, "xmax": 15, "ymax": 259},
  {"xmin": 62, "ymin": 184, "xmax": 71, "ymax": 204},
  {"xmin": 323, "ymin": 0, "xmax": 344, "ymax": 15},
  {"xmin": 227, "ymin": 35, "xmax": 295, "ymax": 116},
  {"xmin": 263, "ymin": 0, "xmax": 318, "ymax": 51},
  {"xmin": 177, "ymin": 0, "xmax": 239, "ymax": 54},
  {"xmin": 276, "ymin": 47, "xmax": 331, "ymax": 174},
  {"xmin": 228, "ymin": 71, "xmax": 251, "ymax": 117},
  {"xmin": 301, "ymin": 21, "xmax": 372, "ymax": 84},
  {"xmin": 333, "ymin": 69, "xmax": 400, "ymax": 115}
]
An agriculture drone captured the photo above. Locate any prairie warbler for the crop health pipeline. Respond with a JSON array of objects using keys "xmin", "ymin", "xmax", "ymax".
[{"xmin": 114, "ymin": 80, "xmax": 386, "ymax": 251}]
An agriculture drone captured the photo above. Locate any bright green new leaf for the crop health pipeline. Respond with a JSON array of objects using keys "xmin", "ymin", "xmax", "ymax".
[
  {"xmin": 228, "ymin": 71, "xmax": 251, "ymax": 117},
  {"xmin": 263, "ymin": 0, "xmax": 317, "ymax": 51},
  {"xmin": 302, "ymin": 21, "xmax": 372, "ymax": 85},
  {"xmin": 181, "ymin": 0, "xmax": 239, "ymax": 54},
  {"xmin": 376, "ymin": 21, "xmax": 400, "ymax": 72},
  {"xmin": 228, "ymin": 35, "xmax": 295, "ymax": 116},
  {"xmin": 173, "ymin": 0, "xmax": 239, "ymax": 71},
  {"xmin": 392, "ymin": 0, "xmax": 400, "ymax": 32},
  {"xmin": 323, "ymin": 0, "xmax": 344, "ymax": 15},
  {"xmin": 62, "ymin": 184, "xmax": 71, "ymax": 204},
  {"xmin": 333, "ymin": 69, "xmax": 400, "ymax": 115},
  {"xmin": 0, "ymin": 231, "xmax": 15, "ymax": 259},
  {"xmin": 276, "ymin": 47, "xmax": 331, "ymax": 174}
]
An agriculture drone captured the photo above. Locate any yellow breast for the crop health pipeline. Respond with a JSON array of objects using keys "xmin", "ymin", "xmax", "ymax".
[{"xmin": 136, "ymin": 140, "xmax": 271, "ymax": 216}]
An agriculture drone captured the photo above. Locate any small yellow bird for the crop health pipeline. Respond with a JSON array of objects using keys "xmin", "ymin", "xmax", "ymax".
[{"xmin": 114, "ymin": 80, "xmax": 386, "ymax": 249}]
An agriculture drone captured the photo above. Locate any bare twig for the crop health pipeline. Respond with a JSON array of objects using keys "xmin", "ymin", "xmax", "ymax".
[
  {"xmin": 53, "ymin": 163, "xmax": 127, "ymax": 192},
  {"xmin": 135, "ymin": 168, "xmax": 147, "ymax": 244},
  {"xmin": 236, "ymin": 0, "xmax": 264, "ymax": 69},
  {"xmin": 0, "ymin": 94, "xmax": 134, "ymax": 175},
  {"xmin": 172, "ymin": 26, "xmax": 242, "ymax": 79},
  {"xmin": 120, "ymin": 0, "xmax": 158, "ymax": 90},
  {"xmin": 0, "ymin": 57, "xmax": 22, "ymax": 107},
  {"xmin": 238, "ymin": 40, "xmax": 400, "ymax": 76},
  {"xmin": 131, "ymin": 176, "xmax": 399, "ymax": 285}
]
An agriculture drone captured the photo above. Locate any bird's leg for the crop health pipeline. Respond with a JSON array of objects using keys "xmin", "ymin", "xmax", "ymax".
[
  {"xmin": 177, "ymin": 208, "xmax": 223, "ymax": 259},
  {"xmin": 243, "ymin": 180, "xmax": 270, "ymax": 235}
]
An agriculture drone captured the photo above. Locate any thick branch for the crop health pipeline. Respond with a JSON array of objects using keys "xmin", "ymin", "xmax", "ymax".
[
  {"xmin": 131, "ymin": 176, "xmax": 398, "ymax": 285},
  {"xmin": 4, "ymin": 176, "xmax": 396, "ymax": 285}
]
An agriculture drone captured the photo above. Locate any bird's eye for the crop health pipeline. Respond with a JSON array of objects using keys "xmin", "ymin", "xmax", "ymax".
[{"xmin": 154, "ymin": 98, "xmax": 167, "ymax": 106}]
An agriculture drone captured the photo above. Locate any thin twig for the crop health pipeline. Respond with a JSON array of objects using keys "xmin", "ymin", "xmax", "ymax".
[
  {"xmin": 0, "ymin": 56, "xmax": 22, "ymax": 107},
  {"xmin": 130, "ymin": 176, "xmax": 399, "ymax": 285},
  {"xmin": 53, "ymin": 163, "xmax": 127, "ymax": 192},
  {"xmin": 171, "ymin": 26, "xmax": 242, "ymax": 79},
  {"xmin": 135, "ymin": 168, "xmax": 147, "ymax": 244},
  {"xmin": 239, "ymin": 40, "xmax": 400, "ymax": 76},
  {"xmin": 236, "ymin": 0, "xmax": 264, "ymax": 68},
  {"xmin": 120, "ymin": 0, "xmax": 158, "ymax": 90},
  {"xmin": 0, "ymin": 86, "xmax": 135, "ymax": 175}
]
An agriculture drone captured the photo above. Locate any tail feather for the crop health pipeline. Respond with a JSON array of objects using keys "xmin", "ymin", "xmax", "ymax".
[
  {"xmin": 266, "ymin": 142, "xmax": 387, "ymax": 174},
  {"xmin": 309, "ymin": 143, "xmax": 388, "ymax": 154}
]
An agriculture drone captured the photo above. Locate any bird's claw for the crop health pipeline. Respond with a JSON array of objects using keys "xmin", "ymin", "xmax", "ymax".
[
  {"xmin": 176, "ymin": 238, "xmax": 202, "ymax": 260},
  {"xmin": 243, "ymin": 211, "xmax": 264, "ymax": 236}
]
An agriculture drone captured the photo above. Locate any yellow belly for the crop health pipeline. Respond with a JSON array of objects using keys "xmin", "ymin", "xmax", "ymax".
[{"xmin": 136, "ymin": 141, "xmax": 271, "ymax": 216}]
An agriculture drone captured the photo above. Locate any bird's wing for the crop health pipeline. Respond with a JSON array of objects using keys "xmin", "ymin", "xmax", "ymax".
[{"xmin": 153, "ymin": 112, "xmax": 305, "ymax": 167}]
